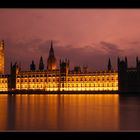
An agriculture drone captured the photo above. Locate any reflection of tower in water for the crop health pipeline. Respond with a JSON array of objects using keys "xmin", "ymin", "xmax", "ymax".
[
  {"xmin": 56, "ymin": 95, "xmax": 64, "ymax": 129},
  {"xmin": 58, "ymin": 94, "xmax": 120, "ymax": 130},
  {"xmin": 7, "ymin": 94, "xmax": 16, "ymax": 130},
  {"xmin": 119, "ymin": 95, "xmax": 140, "ymax": 130},
  {"xmin": 0, "ymin": 94, "xmax": 8, "ymax": 130},
  {"xmin": 0, "ymin": 94, "xmax": 120, "ymax": 130}
]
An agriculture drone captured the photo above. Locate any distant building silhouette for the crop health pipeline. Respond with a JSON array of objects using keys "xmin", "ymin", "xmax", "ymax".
[
  {"xmin": 10, "ymin": 62, "xmax": 20, "ymax": 90},
  {"xmin": 118, "ymin": 56, "xmax": 140, "ymax": 92}
]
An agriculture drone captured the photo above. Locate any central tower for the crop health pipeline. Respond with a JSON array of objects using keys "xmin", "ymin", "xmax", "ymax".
[
  {"xmin": 0, "ymin": 40, "xmax": 5, "ymax": 74},
  {"xmin": 47, "ymin": 41, "xmax": 57, "ymax": 70}
]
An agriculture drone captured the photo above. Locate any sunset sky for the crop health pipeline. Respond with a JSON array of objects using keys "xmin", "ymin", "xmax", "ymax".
[{"xmin": 1, "ymin": 9, "xmax": 140, "ymax": 74}]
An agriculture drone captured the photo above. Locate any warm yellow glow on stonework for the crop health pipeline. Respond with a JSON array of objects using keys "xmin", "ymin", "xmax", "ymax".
[
  {"xmin": 0, "ymin": 76, "xmax": 8, "ymax": 91},
  {"xmin": 0, "ymin": 42, "xmax": 4, "ymax": 74},
  {"xmin": 15, "ymin": 70, "xmax": 118, "ymax": 91},
  {"xmin": 0, "ymin": 40, "xmax": 119, "ymax": 92}
]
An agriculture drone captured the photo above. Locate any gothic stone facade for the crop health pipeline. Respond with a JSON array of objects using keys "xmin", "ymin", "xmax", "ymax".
[{"xmin": 6, "ymin": 41, "xmax": 118, "ymax": 92}]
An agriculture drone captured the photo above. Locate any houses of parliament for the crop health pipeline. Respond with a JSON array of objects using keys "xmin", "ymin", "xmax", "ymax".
[{"xmin": 0, "ymin": 39, "xmax": 140, "ymax": 92}]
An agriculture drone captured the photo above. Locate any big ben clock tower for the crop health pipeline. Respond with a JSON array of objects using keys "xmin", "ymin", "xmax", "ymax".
[{"xmin": 0, "ymin": 40, "xmax": 5, "ymax": 74}]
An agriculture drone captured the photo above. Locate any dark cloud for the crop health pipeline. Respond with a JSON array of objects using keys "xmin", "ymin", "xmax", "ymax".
[
  {"xmin": 100, "ymin": 41, "xmax": 124, "ymax": 54},
  {"xmin": 36, "ymin": 41, "xmax": 118, "ymax": 72},
  {"xmin": 4, "ymin": 38, "xmax": 126, "ymax": 74}
]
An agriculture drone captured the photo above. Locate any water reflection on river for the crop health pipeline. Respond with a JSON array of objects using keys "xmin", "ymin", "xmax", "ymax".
[{"xmin": 0, "ymin": 94, "xmax": 140, "ymax": 131}]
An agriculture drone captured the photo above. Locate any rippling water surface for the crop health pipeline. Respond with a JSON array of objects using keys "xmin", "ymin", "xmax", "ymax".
[{"xmin": 0, "ymin": 94, "xmax": 140, "ymax": 131}]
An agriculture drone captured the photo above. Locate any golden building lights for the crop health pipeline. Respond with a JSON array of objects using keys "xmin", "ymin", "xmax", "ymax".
[{"xmin": 0, "ymin": 40, "xmax": 118, "ymax": 92}]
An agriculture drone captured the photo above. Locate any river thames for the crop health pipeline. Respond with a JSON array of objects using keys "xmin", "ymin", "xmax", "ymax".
[{"xmin": 0, "ymin": 94, "xmax": 140, "ymax": 131}]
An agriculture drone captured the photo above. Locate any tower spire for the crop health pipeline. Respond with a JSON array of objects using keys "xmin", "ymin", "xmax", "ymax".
[
  {"xmin": 39, "ymin": 56, "xmax": 44, "ymax": 71},
  {"xmin": 47, "ymin": 40, "xmax": 57, "ymax": 70},
  {"xmin": 49, "ymin": 40, "xmax": 54, "ymax": 57},
  {"xmin": 108, "ymin": 57, "xmax": 112, "ymax": 71},
  {"xmin": 125, "ymin": 56, "xmax": 128, "ymax": 68}
]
